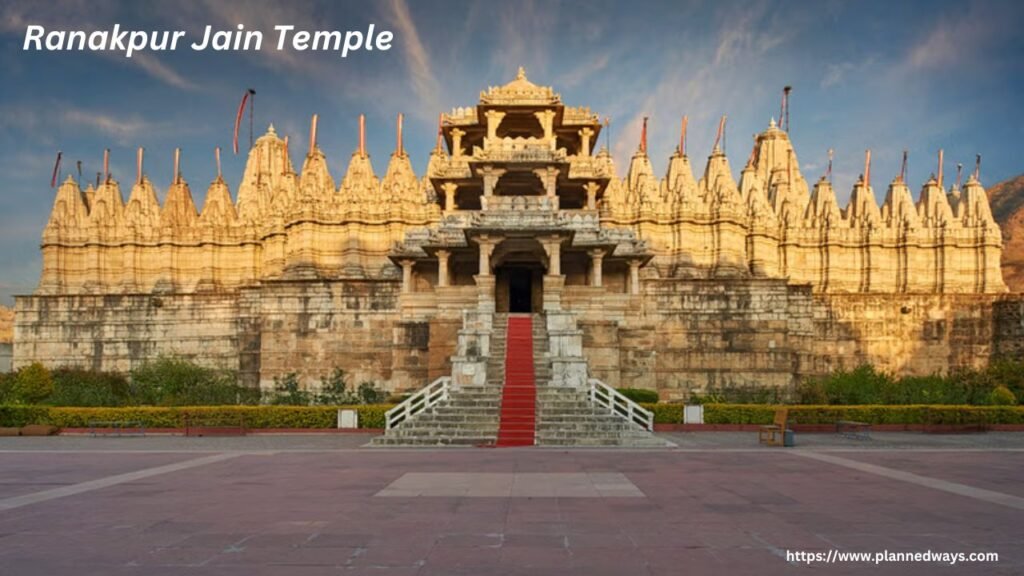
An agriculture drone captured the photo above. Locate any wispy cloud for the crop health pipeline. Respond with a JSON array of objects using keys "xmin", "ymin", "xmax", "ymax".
[{"xmin": 382, "ymin": 0, "xmax": 441, "ymax": 120}]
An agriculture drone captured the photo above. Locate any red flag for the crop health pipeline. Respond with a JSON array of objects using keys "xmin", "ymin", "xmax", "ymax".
[
  {"xmin": 233, "ymin": 90, "xmax": 251, "ymax": 155},
  {"xmin": 50, "ymin": 151, "xmax": 62, "ymax": 188}
]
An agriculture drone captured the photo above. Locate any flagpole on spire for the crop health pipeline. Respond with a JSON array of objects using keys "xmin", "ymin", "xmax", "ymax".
[
  {"xmin": 248, "ymin": 88, "xmax": 256, "ymax": 151},
  {"xmin": 309, "ymin": 114, "xmax": 318, "ymax": 155},
  {"xmin": 680, "ymin": 115, "xmax": 688, "ymax": 156},
  {"xmin": 864, "ymin": 149, "xmax": 871, "ymax": 189},
  {"xmin": 603, "ymin": 117, "xmax": 610, "ymax": 151},
  {"xmin": 50, "ymin": 151, "xmax": 62, "ymax": 188},
  {"xmin": 215, "ymin": 146, "xmax": 222, "ymax": 180},
  {"xmin": 713, "ymin": 115, "xmax": 727, "ymax": 152},
  {"xmin": 232, "ymin": 89, "xmax": 251, "ymax": 155},
  {"xmin": 76, "ymin": 160, "xmax": 82, "ymax": 183},
  {"xmin": 103, "ymin": 149, "xmax": 110, "ymax": 183},
  {"xmin": 359, "ymin": 114, "xmax": 366, "ymax": 158},
  {"xmin": 974, "ymin": 154, "xmax": 982, "ymax": 180},
  {"xmin": 173, "ymin": 148, "xmax": 181, "ymax": 185},
  {"xmin": 640, "ymin": 116, "xmax": 648, "ymax": 153},
  {"xmin": 937, "ymin": 149, "xmax": 944, "ymax": 189},
  {"xmin": 783, "ymin": 86, "xmax": 792, "ymax": 132},
  {"xmin": 436, "ymin": 113, "xmax": 443, "ymax": 151},
  {"xmin": 899, "ymin": 149, "xmax": 908, "ymax": 182},
  {"xmin": 397, "ymin": 112, "xmax": 404, "ymax": 156},
  {"xmin": 136, "ymin": 147, "xmax": 144, "ymax": 185},
  {"xmin": 826, "ymin": 148, "xmax": 834, "ymax": 182}
]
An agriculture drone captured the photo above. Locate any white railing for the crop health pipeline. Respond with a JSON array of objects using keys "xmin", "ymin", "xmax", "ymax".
[
  {"xmin": 385, "ymin": 376, "xmax": 450, "ymax": 430},
  {"xmin": 588, "ymin": 378, "xmax": 654, "ymax": 431}
]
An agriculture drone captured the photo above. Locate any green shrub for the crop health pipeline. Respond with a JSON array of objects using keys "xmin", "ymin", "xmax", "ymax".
[
  {"xmin": 701, "ymin": 404, "xmax": 1024, "ymax": 425},
  {"xmin": 690, "ymin": 385, "xmax": 785, "ymax": 405},
  {"xmin": 617, "ymin": 388, "xmax": 659, "ymax": 403},
  {"xmin": 12, "ymin": 363, "xmax": 54, "ymax": 404},
  {"xmin": 130, "ymin": 357, "xmax": 251, "ymax": 406},
  {"xmin": 987, "ymin": 386, "xmax": 1017, "ymax": 406},
  {"xmin": 0, "ymin": 404, "xmax": 395, "ymax": 429},
  {"xmin": 47, "ymin": 368, "xmax": 131, "ymax": 407},
  {"xmin": 640, "ymin": 403, "xmax": 683, "ymax": 424}
]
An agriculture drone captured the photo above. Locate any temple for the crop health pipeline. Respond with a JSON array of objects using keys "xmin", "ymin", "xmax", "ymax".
[{"xmin": 15, "ymin": 69, "xmax": 1023, "ymax": 420}]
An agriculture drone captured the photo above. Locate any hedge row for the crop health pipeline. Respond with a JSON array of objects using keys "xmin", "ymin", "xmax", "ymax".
[
  {"xmin": 0, "ymin": 405, "xmax": 395, "ymax": 429},
  {"xmin": 638, "ymin": 403, "xmax": 1024, "ymax": 425}
]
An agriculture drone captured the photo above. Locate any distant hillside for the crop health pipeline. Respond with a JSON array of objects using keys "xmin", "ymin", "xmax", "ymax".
[
  {"xmin": 988, "ymin": 174, "xmax": 1024, "ymax": 292},
  {"xmin": 0, "ymin": 305, "xmax": 12, "ymax": 343}
]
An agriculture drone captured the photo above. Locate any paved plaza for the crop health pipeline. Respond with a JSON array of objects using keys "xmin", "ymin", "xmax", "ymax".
[{"xmin": 0, "ymin": 432, "xmax": 1021, "ymax": 575}]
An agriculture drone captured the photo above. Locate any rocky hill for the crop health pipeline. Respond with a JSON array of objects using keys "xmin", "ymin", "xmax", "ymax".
[
  {"xmin": 0, "ymin": 305, "xmax": 12, "ymax": 343},
  {"xmin": 988, "ymin": 174, "xmax": 1024, "ymax": 292}
]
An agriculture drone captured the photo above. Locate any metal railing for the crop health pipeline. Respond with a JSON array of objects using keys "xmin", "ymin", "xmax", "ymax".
[
  {"xmin": 385, "ymin": 376, "xmax": 451, "ymax": 430},
  {"xmin": 588, "ymin": 378, "xmax": 654, "ymax": 431}
]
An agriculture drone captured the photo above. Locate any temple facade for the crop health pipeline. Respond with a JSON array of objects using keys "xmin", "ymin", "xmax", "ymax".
[{"xmin": 14, "ymin": 69, "xmax": 1024, "ymax": 399}]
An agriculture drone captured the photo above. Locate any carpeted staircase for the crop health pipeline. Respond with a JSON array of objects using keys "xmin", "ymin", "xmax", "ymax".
[{"xmin": 495, "ymin": 315, "xmax": 537, "ymax": 446}]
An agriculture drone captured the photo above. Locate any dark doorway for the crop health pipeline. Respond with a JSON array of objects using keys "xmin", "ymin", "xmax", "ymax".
[{"xmin": 508, "ymin": 268, "xmax": 533, "ymax": 313}]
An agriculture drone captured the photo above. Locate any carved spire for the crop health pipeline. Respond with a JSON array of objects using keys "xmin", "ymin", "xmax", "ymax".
[
  {"xmin": 124, "ymin": 176, "xmax": 161, "ymax": 231},
  {"xmin": 199, "ymin": 175, "xmax": 237, "ymax": 226},
  {"xmin": 237, "ymin": 124, "xmax": 293, "ymax": 221},
  {"xmin": 917, "ymin": 175, "xmax": 956, "ymax": 227},
  {"xmin": 46, "ymin": 175, "xmax": 90, "ymax": 232},
  {"xmin": 804, "ymin": 177, "xmax": 841, "ymax": 226},
  {"xmin": 163, "ymin": 178, "xmax": 198, "ymax": 228},
  {"xmin": 845, "ymin": 173, "xmax": 881, "ymax": 227},
  {"xmin": 881, "ymin": 176, "xmax": 920, "ymax": 229}
]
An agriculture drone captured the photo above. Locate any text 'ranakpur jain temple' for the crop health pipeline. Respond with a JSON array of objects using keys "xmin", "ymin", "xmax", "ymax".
[{"xmin": 16, "ymin": 69, "xmax": 1024, "ymax": 413}]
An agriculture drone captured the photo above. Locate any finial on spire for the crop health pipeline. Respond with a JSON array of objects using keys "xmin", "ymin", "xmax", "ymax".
[
  {"xmin": 359, "ymin": 114, "xmax": 366, "ymax": 158},
  {"xmin": 680, "ymin": 115, "xmax": 688, "ymax": 156},
  {"xmin": 639, "ymin": 116, "xmax": 648, "ymax": 153},
  {"xmin": 267, "ymin": 123, "xmax": 276, "ymax": 135},
  {"xmin": 136, "ymin": 147, "xmax": 144, "ymax": 185},
  {"xmin": 309, "ymin": 114, "xmax": 318, "ymax": 155},
  {"xmin": 396, "ymin": 112, "xmax": 404, "ymax": 156},
  {"xmin": 517, "ymin": 66, "xmax": 526, "ymax": 81},
  {"xmin": 173, "ymin": 147, "xmax": 181, "ymax": 185},
  {"xmin": 769, "ymin": 117, "xmax": 777, "ymax": 129}
]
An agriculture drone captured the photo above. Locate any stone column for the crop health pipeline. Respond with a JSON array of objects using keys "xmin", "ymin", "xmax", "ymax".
[
  {"xmin": 484, "ymin": 110, "xmax": 506, "ymax": 141},
  {"xmin": 400, "ymin": 259, "xmax": 415, "ymax": 293},
  {"xmin": 628, "ymin": 259, "xmax": 642, "ymax": 295},
  {"xmin": 480, "ymin": 166, "xmax": 506, "ymax": 197},
  {"xmin": 436, "ymin": 250, "xmax": 450, "ymax": 287},
  {"xmin": 450, "ymin": 128, "xmax": 465, "ymax": 158},
  {"xmin": 588, "ymin": 249, "xmax": 606, "ymax": 287},
  {"xmin": 441, "ymin": 182, "xmax": 458, "ymax": 212},
  {"xmin": 534, "ymin": 110, "xmax": 556, "ymax": 144},
  {"xmin": 584, "ymin": 181, "xmax": 600, "ymax": 210},
  {"xmin": 533, "ymin": 167, "xmax": 560, "ymax": 198},
  {"xmin": 540, "ymin": 236, "xmax": 563, "ymax": 276},
  {"xmin": 579, "ymin": 127, "xmax": 594, "ymax": 157},
  {"xmin": 477, "ymin": 235, "xmax": 499, "ymax": 276}
]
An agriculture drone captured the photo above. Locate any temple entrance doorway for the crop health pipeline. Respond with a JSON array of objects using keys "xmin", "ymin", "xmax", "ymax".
[{"xmin": 496, "ymin": 265, "xmax": 542, "ymax": 313}]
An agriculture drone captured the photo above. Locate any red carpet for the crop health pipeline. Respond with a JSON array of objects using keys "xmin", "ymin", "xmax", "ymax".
[{"xmin": 496, "ymin": 316, "xmax": 536, "ymax": 447}]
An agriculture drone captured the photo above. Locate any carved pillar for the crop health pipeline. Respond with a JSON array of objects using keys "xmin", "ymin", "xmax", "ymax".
[
  {"xmin": 588, "ymin": 249, "xmax": 606, "ymax": 287},
  {"xmin": 534, "ymin": 110, "xmax": 556, "ymax": 144},
  {"xmin": 450, "ymin": 128, "xmax": 465, "ymax": 158},
  {"xmin": 436, "ymin": 250, "xmax": 450, "ymax": 287},
  {"xmin": 399, "ymin": 259, "xmax": 415, "ymax": 293},
  {"xmin": 480, "ymin": 166, "xmax": 506, "ymax": 197},
  {"xmin": 477, "ymin": 235, "xmax": 499, "ymax": 276},
  {"xmin": 533, "ymin": 167, "xmax": 560, "ymax": 198},
  {"xmin": 540, "ymin": 236, "xmax": 563, "ymax": 276},
  {"xmin": 584, "ymin": 181, "xmax": 600, "ymax": 210},
  {"xmin": 484, "ymin": 110, "xmax": 506, "ymax": 141},
  {"xmin": 579, "ymin": 127, "xmax": 594, "ymax": 157},
  {"xmin": 441, "ymin": 182, "xmax": 458, "ymax": 212},
  {"xmin": 628, "ymin": 259, "xmax": 642, "ymax": 295}
]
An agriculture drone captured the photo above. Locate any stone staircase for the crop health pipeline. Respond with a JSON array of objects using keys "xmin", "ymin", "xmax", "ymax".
[{"xmin": 373, "ymin": 311, "xmax": 669, "ymax": 447}]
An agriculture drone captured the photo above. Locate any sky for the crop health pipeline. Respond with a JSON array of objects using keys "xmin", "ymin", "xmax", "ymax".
[{"xmin": 1, "ymin": 0, "xmax": 1023, "ymax": 304}]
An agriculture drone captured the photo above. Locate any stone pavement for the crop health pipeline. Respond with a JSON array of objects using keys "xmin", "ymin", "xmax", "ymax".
[{"xmin": 0, "ymin": 432, "xmax": 1021, "ymax": 575}]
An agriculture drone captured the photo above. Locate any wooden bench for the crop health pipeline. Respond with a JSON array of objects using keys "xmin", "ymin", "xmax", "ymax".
[
  {"xmin": 759, "ymin": 409, "xmax": 788, "ymax": 446},
  {"xmin": 836, "ymin": 420, "xmax": 871, "ymax": 440}
]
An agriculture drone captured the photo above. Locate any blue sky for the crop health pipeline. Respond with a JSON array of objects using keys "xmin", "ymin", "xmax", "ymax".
[{"xmin": 1, "ymin": 0, "xmax": 1022, "ymax": 304}]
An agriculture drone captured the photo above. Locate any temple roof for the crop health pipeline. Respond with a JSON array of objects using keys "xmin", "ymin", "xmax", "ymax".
[{"xmin": 479, "ymin": 67, "xmax": 561, "ymax": 106}]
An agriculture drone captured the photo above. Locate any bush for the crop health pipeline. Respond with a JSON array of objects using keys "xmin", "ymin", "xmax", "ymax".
[
  {"xmin": 11, "ymin": 363, "xmax": 54, "ymax": 404},
  {"xmin": 0, "ymin": 404, "xmax": 396, "ymax": 429},
  {"xmin": 701, "ymin": 403, "xmax": 1024, "ymax": 425},
  {"xmin": 640, "ymin": 403, "xmax": 683, "ymax": 424},
  {"xmin": 617, "ymin": 388, "xmax": 659, "ymax": 403},
  {"xmin": 987, "ymin": 386, "xmax": 1017, "ymax": 406},
  {"xmin": 130, "ymin": 357, "xmax": 253, "ymax": 406},
  {"xmin": 690, "ymin": 385, "xmax": 785, "ymax": 405},
  {"xmin": 48, "ymin": 368, "xmax": 131, "ymax": 407}
]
